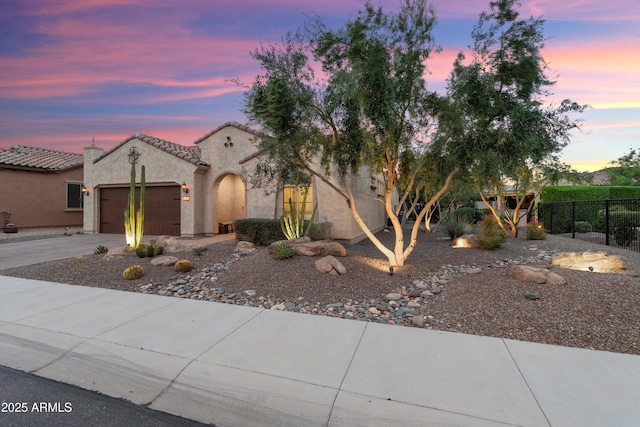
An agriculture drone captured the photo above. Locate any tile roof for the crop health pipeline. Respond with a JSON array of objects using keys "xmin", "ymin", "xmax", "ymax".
[
  {"xmin": 194, "ymin": 121, "xmax": 266, "ymax": 145},
  {"xmin": 95, "ymin": 134, "xmax": 210, "ymax": 167},
  {"xmin": 0, "ymin": 145, "xmax": 83, "ymax": 172}
]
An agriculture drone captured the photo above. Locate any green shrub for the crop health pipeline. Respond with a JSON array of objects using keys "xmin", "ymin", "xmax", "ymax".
[
  {"xmin": 273, "ymin": 241, "xmax": 294, "ymax": 260},
  {"xmin": 308, "ymin": 221, "xmax": 333, "ymax": 240},
  {"xmin": 611, "ymin": 213, "xmax": 639, "ymax": 246},
  {"xmin": 135, "ymin": 244, "xmax": 147, "ymax": 258},
  {"xmin": 525, "ymin": 223, "xmax": 547, "ymax": 240},
  {"xmin": 146, "ymin": 244, "xmax": 155, "ymax": 257},
  {"xmin": 476, "ymin": 215, "xmax": 507, "ymax": 250},
  {"xmin": 234, "ymin": 218, "xmax": 285, "ymax": 245},
  {"xmin": 440, "ymin": 212, "xmax": 472, "ymax": 240},
  {"xmin": 193, "ymin": 246, "xmax": 204, "ymax": 256},
  {"xmin": 123, "ymin": 265, "xmax": 144, "ymax": 280},
  {"xmin": 153, "ymin": 245, "xmax": 164, "ymax": 256},
  {"xmin": 574, "ymin": 221, "xmax": 593, "ymax": 233},
  {"xmin": 173, "ymin": 259, "xmax": 193, "ymax": 273},
  {"xmin": 94, "ymin": 245, "xmax": 109, "ymax": 255},
  {"xmin": 452, "ymin": 207, "xmax": 480, "ymax": 224}
]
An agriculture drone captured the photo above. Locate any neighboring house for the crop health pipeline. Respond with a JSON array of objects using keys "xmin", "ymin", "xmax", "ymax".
[
  {"xmin": 0, "ymin": 145, "xmax": 84, "ymax": 229},
  {"xmin": 83, "ymin": 122, "xmax": 389, "ymax": 243}
]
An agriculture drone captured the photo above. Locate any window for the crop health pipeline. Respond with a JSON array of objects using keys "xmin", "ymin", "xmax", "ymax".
[
  {"xmin": 66, "ymin": 182, "xmax": 83, "ymax": 209},
  {"xmin": 283, "ymin": 185, "xmax": 313, "ymax": 219}
]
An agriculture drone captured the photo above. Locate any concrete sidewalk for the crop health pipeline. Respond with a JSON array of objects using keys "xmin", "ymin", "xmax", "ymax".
[{"xmin": 1, "ymin": 276, "xmax": 639, "ymax": 426}]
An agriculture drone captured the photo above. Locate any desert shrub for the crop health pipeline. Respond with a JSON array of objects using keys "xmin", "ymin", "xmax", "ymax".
[
  {"xmin": 122, "ymin": 265, "xmax": 144, "ymax": 280},
  {"xmin": 193, "ymin": 246, "xmax": 204, "ymax": 256},
  {"xmin": 174, "ymin": 259, "xmax": 193, "ymax": 273},
  {"xmin": 526, "ymin": 223, "xmax": 547, "ymax": 240},
  {"xmin": 440, "ymin": 212, "xmax": 472, "ymax": 240},
  {"xmin": 453, "ymin": 207, "xmax": 480, "ymax": 224},
  {"xmin": 476, "ymin": 215, "xmax": 507, "ymax": 250},
  {"xmin": 308, "ymin": 221, "xmax": 333, "ymax": 240},
  {"xmin": 234, "ymin": 218, "xmax": 285, "ymax": 245},
  {"xmin": 94, "ymin": 245, "xmax": 108, "ymax": 255},
  {"xmin": 146, "ymin": 244, "xmax": 155, "ymax": 257},
  {"xmin": 574, "ymin": 221, "xmax": 593, "ymax": 233},
  {"xmin": 611, "ymin": 213, "xmax": 638, "ymax": 247},
  {"xmin": 273, "ymin": 241, "xmax": 294, "ymax": 260},
  {"xmin": 153, "ymin": 245, "xmax": 164, "ymax": 256}
]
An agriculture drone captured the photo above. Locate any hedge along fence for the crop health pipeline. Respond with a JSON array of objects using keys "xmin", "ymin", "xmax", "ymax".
[
  {"xmin": 542, "ymin": 185, "xmax": 640, "ymax": 203},
  {"xmin": 538, "ymin": 198, "xmax": 640, "ymax": 252}
]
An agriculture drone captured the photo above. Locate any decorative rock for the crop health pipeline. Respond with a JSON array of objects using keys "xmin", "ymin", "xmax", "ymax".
[
  {"xmin": 154, "ymin": 235, "xmax": 205, "ymax": 253},
  {"xmin": 451, "ymin": 237, "xmax": 473, "ymax": 248},
  {"xmin": 103, "ymin": 246, "xmax": 129, "ymax": 261},
  {"xmin": 551, "ymin": 251, "xmax": 628, "ymax": 273},
  {"xmin": 236, "ymin": 241, "xmax": 255, "ymax": 253},
  {"xmin": 509, "ymin": 265, "xmax": 566, "ymax": 285},
  {"xmin": 244, "ymin": 290, "xmax": 256, "ymax": 297},
  {"xmin": 271, "ymin": 303, "xmax": 286, "ymax": 311},
  {"xmin": 420, "ymin": 290, "xmax": 433, "ymax": 298},
  {"xmin": 466, "ymin": 268, "xmax": 482, "ymax": 275},
  {"xmin": 151, "ymin": 255, "xmax": 179, "ymax": 266},
  {"xmin": 411, "ymin": 316, "xmax": 426, "ymax": 328},
  {"xmin": 385, "ymin": 293, "xmax": 403, "ymax": 301},
  {"xmin": 314, "ymin": 256, "xmax": 347, "ymax": 275},
  {"xmin": 269, "ymin": 239, "xmax": 347, "ymax": 257}
]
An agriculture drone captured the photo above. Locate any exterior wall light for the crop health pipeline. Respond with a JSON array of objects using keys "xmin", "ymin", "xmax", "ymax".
[
  {"xmin": 81, "ymin": 185, "xmax": 90, "ymax": 196},
  {"xmin": 128, "ymin": 146, "xmax": 140, "ymax": 164},
  {"xmin": 181, "ymin": 182, "xmax": 189, "ymax": 194}
]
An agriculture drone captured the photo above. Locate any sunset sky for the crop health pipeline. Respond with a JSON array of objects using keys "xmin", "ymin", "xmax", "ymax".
[{"xmin": 1, "ymin": 0, "xmax": 638, "ymax": 172}]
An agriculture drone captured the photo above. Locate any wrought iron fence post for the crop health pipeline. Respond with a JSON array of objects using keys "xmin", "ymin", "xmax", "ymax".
[
  {"xmin": 605, "ymin": 199, "xmax": 610, "ymax": 246},
  {"xmin": 572, "ymin": 200, "xmax": 576, "ymax": 239}
]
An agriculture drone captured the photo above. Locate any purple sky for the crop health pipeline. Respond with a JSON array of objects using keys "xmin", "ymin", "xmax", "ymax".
[{"xmin": 1, "ymin": 0, "xmax": 638, "ymax": 171}]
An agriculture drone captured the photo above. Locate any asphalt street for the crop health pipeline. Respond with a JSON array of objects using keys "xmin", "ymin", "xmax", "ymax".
[{"xmin": 0, "ymin": 365, "xmax": 213, "ymax": 427}]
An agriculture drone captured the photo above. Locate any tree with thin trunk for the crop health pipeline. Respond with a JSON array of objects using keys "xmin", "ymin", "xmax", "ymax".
[
  {"xmin": 241, "ymin": 0, "xmax": 460, "ymax": 266},
  {"xmin": 444, "ymin": 0, "xmax": 588, "ymax": 236}
]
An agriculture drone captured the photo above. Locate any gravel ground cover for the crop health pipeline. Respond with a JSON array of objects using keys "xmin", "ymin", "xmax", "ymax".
[{"xmin": 2, "ymin": 229, "xmax": 639, "ymax": 355}]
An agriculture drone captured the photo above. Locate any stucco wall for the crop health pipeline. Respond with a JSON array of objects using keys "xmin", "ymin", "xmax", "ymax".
[
  {"xmin": 83, "ymin": 139, "xmax": 199, "ymax": 235},
  {"xmin": 0, "ymin": 167, "xmax": 84, "ymax": 229},
  {"xmin": 311, "ymin": 162, "xmax": 391, "ymax": 243},
  {"xmin": 197, "ymin": 126, "xmax": 277, "ymax": 235}
]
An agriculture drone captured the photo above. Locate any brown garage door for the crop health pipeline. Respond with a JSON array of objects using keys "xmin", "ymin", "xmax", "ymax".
[{"xmin": 100, "ymin": 186, "xmax": 181, "ymax": 235}]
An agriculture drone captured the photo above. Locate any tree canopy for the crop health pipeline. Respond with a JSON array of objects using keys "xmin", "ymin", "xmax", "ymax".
[
  {"xmin": 443, "ymin": 0, "xmax": 587, "ymax": 235},
  {"xmin": 242, "ymin": 0, "xmax": 463, "ymax": 266}
]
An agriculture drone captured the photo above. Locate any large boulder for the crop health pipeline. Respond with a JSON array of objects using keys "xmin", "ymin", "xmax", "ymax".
[
  {"xmin": 154, "ymin": 235, "xmax": 205, "ymax": 253},
  {"xmin": 551, "ymin": 251, "xmax": 628, "ymax": 274},
  {"xmin": 103, "ymin": 246, "xmax": 130, "ymax": 261},
  {"xmin": 314, "ymin": 255, "xmax": 347, "ymax": 275},
  {"xmin": 268, "ymin": 238, "xmax": 346, "ymax": 257},
  {"xmin": 509, "ymin": 265, "xmax": 566, "ymax": 285},
  {"xmin": 151, "ymin": 255, "xmax": 179, "ymax": 266}
]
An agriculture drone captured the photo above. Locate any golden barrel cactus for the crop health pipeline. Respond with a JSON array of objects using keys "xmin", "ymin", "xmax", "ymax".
[{"xmin": 123, "ymin": 265, "xmax": 144, "ymax": 280}]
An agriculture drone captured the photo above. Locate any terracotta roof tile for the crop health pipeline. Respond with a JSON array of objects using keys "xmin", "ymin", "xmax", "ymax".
[
  {"xmin": 95, "ymin": 134, "xmax": 209, "ymax": 167},
  {"xmin": 0, "ymin": 145, "xmax": 83, "ymax": 172},
  {"xmin": 194, "ymin": 121, "xmax": 266, "ymax": 144}
]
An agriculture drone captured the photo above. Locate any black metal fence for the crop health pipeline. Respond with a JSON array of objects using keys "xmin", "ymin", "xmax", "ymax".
[{"xmin": 538, "ymin": 199, "xmax": 640, "ymax": 253}]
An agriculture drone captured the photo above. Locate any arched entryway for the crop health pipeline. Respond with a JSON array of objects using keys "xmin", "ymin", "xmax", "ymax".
[{"xmin": 213, "ymin": 173, "xmax": 246, "ymax": 234}]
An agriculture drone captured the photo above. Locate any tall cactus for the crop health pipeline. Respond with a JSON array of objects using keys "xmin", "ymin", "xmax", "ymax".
[
  {"xmin": 124, "ymin": 162, "xmax": 145, "ymax": 248},
  {"xmin": 280, "ymin": 188, "xmax": 317, "ymax": 240}
]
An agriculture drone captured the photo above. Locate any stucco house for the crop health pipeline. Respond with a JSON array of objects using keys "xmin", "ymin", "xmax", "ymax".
[
  {"xmin": 0, "ymin": 145, "xmax": 84, "ymax": 229},
  {"xmin": 83, "ymin": 122, "xmax": 389, "ymax": 242}
]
